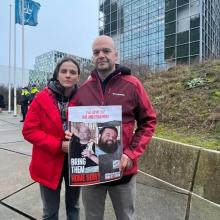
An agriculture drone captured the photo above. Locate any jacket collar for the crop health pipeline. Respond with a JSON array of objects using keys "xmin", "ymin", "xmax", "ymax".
[
  {"xmin": 91, "ymin": 64, "xmax": 131, "ymax": 80},
  {"xmin": 89, "ymin": 65, "xmax": 131, "ymax": 93}
]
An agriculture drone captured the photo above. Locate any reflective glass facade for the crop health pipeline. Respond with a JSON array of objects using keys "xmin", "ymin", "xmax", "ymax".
[
  {"xmin": 29, "ymin": 50, "xmax": 91, "ymax": 87},
  {"xmin": 99, "ymin": 0, "xmax": 220, "ymax": 71},
  {"xmin": 165, "ymin": 0, "xmax": 220, "ymax": 67},
  {"xmin": 201, "ymin": 0, "xmax": 220, "ymax": 60},
  {"xmin": 165, "ymin": 0, "xmax": 201, "ymax": 66}
]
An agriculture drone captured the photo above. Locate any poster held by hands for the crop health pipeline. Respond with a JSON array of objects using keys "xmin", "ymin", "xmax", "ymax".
[{"xmin": 68, "ymin": 105, "xmax": 122, "ymax": 186}]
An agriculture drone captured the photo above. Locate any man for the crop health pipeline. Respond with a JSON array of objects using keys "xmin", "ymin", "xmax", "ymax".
[
  {"xmin": 20, "ymin": 87, "xmax": 30, "ymax": 122},
  {"xmin": 29, "ymin": 84, "xmax": 39, "ymax": 104},
  {"xmin": 68, "ymin": 35, "xmax": 156, "ymax": 220},
  {"xmin": 96, "ymin": 126, "xmax": 122, "ymax": 182},
  {"xmin": 69, "ymin": 124, "xmax": 98, "ymax": 173},
  {"xmin": 97, "ymin": 126, "xmax": 120, "ymax": 155}
]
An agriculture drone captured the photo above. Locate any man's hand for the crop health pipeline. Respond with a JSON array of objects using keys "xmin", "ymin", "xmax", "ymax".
[
  {"xmin": 62, "ymin": 141, "xmax": 69, "ymax": 153},
  {"xmin": 120, "ymin": 154, "xmax": 133, "ymax": 171},
  {"xmin": 82, "ymin": 149, "xmax": 99, "ymax": 164},
  {"xmin": 81, "ymin": 149, "xmax": 93, "ymax": 158}
]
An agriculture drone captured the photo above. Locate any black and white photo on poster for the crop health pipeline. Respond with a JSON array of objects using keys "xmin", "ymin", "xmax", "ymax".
[{"xmin": 68, "ymin": 106, "xmax": 122, "ymax": 186}]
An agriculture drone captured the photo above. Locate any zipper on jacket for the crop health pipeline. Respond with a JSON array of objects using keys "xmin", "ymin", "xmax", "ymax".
[
  {"xmin": 95, "ymin": 74, "xmax": 105, "ymax": 106},
  {"xmin": 103, "ymin": 73, "xmax": 121, "ymax": 105},
  {"xmin": 92, "ymin": 71, "xmax": 121, "ymax": 106}
]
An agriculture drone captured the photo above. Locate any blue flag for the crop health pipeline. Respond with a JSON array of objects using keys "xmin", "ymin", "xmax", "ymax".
[{"xmin": 15, "ymin": 0, "xmax": 41, "ymax": 26}]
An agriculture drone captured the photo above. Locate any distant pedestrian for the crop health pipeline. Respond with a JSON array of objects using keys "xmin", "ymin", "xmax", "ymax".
[
  {"xmin": 20, "ymin": 87, "xmax": 30, "ymax": 122},
  {"xmin": 0, "ymin": 94, "xmax": 5, "ymax": 113},
  {"xmin": 29, "ymin": 84, "xmax": 39, "ymax": 104}
]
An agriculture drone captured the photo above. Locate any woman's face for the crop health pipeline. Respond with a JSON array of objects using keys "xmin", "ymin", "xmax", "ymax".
[{"xmin": 57, "ymin": 61, "xmax": 79, "ymax": 88}]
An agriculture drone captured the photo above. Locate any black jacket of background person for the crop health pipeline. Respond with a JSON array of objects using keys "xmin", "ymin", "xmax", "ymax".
[
  {"xmin": 69, "ymin": 135, "xmax": 97, "ymax": 168},
  {"xmin": 20, "ymin": 93, "xmax": 30, "ymax": 105},
  {"xmin": 0, "ymin": 94, "xmax": 5, "ymax": 108}
]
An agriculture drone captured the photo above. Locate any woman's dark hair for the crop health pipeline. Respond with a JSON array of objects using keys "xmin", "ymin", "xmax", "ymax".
[{"xmin": 52, "ymin": 57, "xmax": 80, "ymax": 80}]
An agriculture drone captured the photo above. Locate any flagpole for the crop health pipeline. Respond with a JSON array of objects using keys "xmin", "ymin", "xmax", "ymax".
[
  {"xmin": 14, "ymin": 0, "xmax": 41, "ymax": 91},
  {"xmin": 22, "ymin": 0, "xmax": 24, "ymax": 87},
  {"xmin": 8, "ymin": 4, "xmax": 12, "ymax": 113},
  {"xmin": 13, "ymin": 3, "xmax": 17, "ymax": 117}
]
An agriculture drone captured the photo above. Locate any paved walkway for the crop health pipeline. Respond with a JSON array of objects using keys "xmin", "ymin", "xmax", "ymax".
[{"xmin": 0, "ymin": 111, "xmax": 218, "ymax": 220}]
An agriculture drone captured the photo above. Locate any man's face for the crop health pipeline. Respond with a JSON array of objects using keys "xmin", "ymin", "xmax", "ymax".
[
  {"xmin": 98, "ymin": 128, "xmax": 118, "ymax": 153},
  {"xmin": 78, "ymin": 126, "xmax": 91, "ymax": 143},
  {"xmin": 92, "ymin": 37, "xmax": 118, "ymax": 74}
]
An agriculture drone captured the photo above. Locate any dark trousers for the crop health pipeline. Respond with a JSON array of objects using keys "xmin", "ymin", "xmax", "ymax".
[
  {"xmin": 40, "ymin": 155, "xmax": 80, "ymax": 220},
  {"xmin": 21, "ymin": 104, "xmax": 28, "ymax": 120}
]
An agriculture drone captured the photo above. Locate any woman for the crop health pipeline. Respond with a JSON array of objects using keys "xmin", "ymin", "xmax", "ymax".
[{"xmin": 22, "ymin": 57, "xmax": 80, "ymax": 220}]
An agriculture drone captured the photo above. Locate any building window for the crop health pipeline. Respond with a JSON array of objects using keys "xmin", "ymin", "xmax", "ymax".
[
  {"xmin": 165, "ymin": 34, "xmax": 176, "ymax": 47},
  {"xmin": 104, "ymin": 23, "xmax": 110, "ymax": 34},
  {"xmin": 177, "ymin": 4, "xmax": 189, "ymax": 20},
  {"xmin": 177, "ymin": 43, "xmax": 189, "ymax": 57},
  {"xmin": 190, "ymin": 15, "xmax": 200, "ymax": 28},
  {"xmin": 177, "ymin": 0, "xmax": 189, "ymax": 7},
  {"xmin": 177, "ymin": 17, "xmax": 190, "ymax": 32},
  {"xmin": 177, "ymin": 31, "xmax": 189, "ymax": 44},
  {"xmin": 105, "ymin": 14, "xmax": 110, "ymax": 24},
  {"xmin": 104, "ymin": 3, "xmax": 110, "ymax": 15},
  {"xmin": 165, "ymin": 0, "xmax": 176, "ymax": 11},
  {"xmin": 177, "ymin": 56, "xmax": 189, "ymax": 64},
  {"xmin": 111, "ymin": 21, "xmax": 117, "ymax": 32},
  {"xmin": 111, "ymin": 11, "xmax": 117, "ymax": 22},
  {"xmin": 190, "ymin": 41, "xmax": 200, "ymax": 55},
  {"xmin": 165, "ymin": 47, "xmax": 175, "ymax": 59},
  {"xmin": 165, "ymin": 9, "xmax": 176, "ymax": 23},
  {"xmin": 190, "ymin": 28, "xmax": 200, "ymax": 41},
  {"xmin": 190, "ymin": 0, "xmax": 200, "ymax": 15},
  {"xmin": 165, "ymin": 22, "xmax": 176, "ymax": 35}
]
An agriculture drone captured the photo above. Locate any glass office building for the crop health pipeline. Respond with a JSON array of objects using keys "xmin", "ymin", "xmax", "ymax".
[
  {"xmin": 165, "ymin": 0, "xmax": 220, "ymax": 67},
  {"xmin": 99, "ymin": 0, "xmax": 220, "ymax": 71},
  {"xmin": 29, "ymin": 50, "xmax": 91, "ymax": 87}
]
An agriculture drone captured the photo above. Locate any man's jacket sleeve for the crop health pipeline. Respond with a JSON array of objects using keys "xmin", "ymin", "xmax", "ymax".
[{"xmin": 124, "ymin": 81, "xmax": 156, "ymax": 160}]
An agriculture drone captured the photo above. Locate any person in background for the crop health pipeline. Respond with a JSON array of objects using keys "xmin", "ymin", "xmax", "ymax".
[
  {"xmin": 20, "ymin": 87, "xmax": 30, "ymax": 122},
  {"xmin": 22, "ymin": 57, "xmax": 81, "ymax": 220},
  {"xmin": 66, "ymin": 35, "xmax": 157, "ymax": 220},
  {"xmin": 0, "ymin": 94, "xmax": 5, "ymax": 113},
  {"xmin": 29, "ymin": 84, "xmax": 39, "ymax": 104}
]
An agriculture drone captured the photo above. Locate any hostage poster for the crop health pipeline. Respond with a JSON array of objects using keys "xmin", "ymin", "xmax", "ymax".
[{"xmin": 68, "ymin": 106, "xmax": 123, "ymax": 186}]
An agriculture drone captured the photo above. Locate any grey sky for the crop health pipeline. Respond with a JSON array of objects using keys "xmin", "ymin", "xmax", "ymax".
[{"xmin": 0, "ymin": 0, "xmax": 99, "ymax": 74}]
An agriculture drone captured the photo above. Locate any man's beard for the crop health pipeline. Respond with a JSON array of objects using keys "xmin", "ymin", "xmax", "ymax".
[
  {"xmin": 98, "ymin": 139, "xmax": 118, "ymax": 154},
  {"xmin": 96, "ymin": 60, "xmax": 114, "ymax": 72}
]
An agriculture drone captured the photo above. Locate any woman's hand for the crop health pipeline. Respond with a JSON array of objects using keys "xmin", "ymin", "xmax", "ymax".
[
  {"xmin": 65, "ymin": 130, "xmax": 73, "ymax": 140},
  {"xmin": 62, "ymin": 141, "xmax": 69, "ymax": 153}
]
